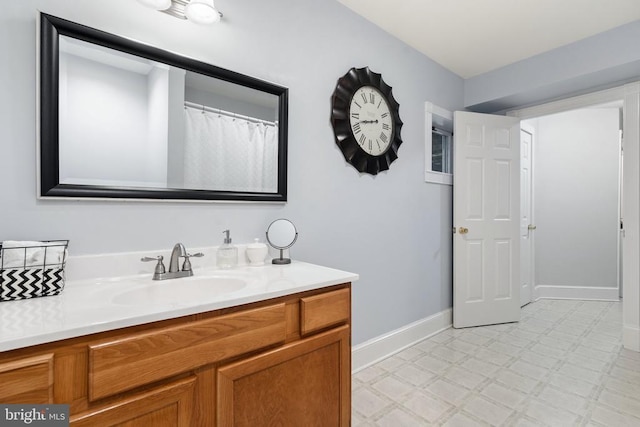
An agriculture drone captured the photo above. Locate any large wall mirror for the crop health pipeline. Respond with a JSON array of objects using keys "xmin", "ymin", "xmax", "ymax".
[{"xmin": 40, "ymin": 13, "xmax": 288, "ymax": 202}]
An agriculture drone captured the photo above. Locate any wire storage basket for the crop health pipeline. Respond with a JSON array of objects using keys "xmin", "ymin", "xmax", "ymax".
[{"xmin": 0, "ymin": 240, "xmax": 69, "ymax": 302}]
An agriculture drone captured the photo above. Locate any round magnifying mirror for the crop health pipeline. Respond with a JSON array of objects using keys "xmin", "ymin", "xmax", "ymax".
[{"xmin": 266, "ymin": 219, "xmax": 298, "ymax": 265}]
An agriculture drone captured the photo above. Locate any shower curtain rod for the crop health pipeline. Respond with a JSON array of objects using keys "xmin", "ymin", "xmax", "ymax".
[{"xmin": 184, "ymin": 101, "xmax": 277, "ymax": 127}]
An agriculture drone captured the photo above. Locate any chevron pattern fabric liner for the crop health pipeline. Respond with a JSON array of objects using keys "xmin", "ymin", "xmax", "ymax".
[{"xmin": 0, "ymin": 267, "xmax": 65, "ymax": 301}]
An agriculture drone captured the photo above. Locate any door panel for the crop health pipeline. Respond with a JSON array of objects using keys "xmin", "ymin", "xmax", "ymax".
[{"xmin": 454, "ymin": 111, "xmax": 521, "ymax": 328}]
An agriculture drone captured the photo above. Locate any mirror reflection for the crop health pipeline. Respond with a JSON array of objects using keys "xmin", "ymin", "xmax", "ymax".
[{"xmin": 41, "ymin": 13, "xmax": 288, "ymax": 202}]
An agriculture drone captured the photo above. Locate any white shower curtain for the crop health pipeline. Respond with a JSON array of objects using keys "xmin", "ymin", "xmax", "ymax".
[{"xmin": 183, "ymin": 106, "xmax": 278, "ymax": 193}]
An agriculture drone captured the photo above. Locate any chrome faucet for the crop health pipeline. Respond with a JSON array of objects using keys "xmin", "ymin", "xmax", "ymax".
[
  {"xmin": 141, "ymin": 243, "xmax": 204, "ymax": 280},
  {"xmin": 168, "ymin": 243, "xmax": 187, "ymax": 273}
]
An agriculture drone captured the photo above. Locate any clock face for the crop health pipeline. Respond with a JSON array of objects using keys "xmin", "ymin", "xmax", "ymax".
[
  {"xmin": 349, "ymin": 86, "xmax": 393, "ymax": 156},
  {"xmin": 330, "ymin": 67, "xmax": 403, "ymax": 175}
]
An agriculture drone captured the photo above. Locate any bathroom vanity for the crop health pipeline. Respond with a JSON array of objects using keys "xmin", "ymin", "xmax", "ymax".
[{"xmin": 0, "ymin": 262, "xmax": 356, "ymax": 426}]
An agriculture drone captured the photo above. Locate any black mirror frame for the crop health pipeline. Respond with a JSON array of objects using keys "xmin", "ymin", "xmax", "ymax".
[{"xmin": 39, "ymin": 13, "xmax": 288, "ymax": 202}]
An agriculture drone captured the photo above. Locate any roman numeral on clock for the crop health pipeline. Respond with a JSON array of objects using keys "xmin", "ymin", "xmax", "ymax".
[
  {"xmin": 353, "ymin": 122, "xmax": 361, "ymax": 134},
  {"xmin": 359, "ymin": 134, "xmax": 366, "ymax": 145},
  {"xmin": 380, "ymin": 132, "xmax": 388, "ymax": 142}
]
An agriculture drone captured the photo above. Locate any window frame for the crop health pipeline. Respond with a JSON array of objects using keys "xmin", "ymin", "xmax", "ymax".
[{"xmin": 424, "ymin": 102, "xmax": 453, "ymax": 185}]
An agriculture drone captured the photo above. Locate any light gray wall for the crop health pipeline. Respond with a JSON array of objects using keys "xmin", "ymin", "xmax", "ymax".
[
  {"xmin": 531, "ymin": 108, "xmax": 620, "ymax": 289},
  {"xmin": 465, "ymin": 20, "xmax": 640, "ymax": 112},
  {"xmin": 0, "ymin": 0, "xmax": 463, "ymax": 345}
]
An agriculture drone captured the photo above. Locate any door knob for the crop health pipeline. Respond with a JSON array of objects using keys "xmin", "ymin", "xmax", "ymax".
[
  {"xmin": 459, "ymin": 227, "xmax": 469, "ymax": 234},
  {"xmin": 528, "ymin": 224, "xmax": 537, "ymax": 230}
]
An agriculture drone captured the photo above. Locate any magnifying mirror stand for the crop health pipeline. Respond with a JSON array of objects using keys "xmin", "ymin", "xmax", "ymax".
[
  {"xmin": 266, "ymin": 218, "xmax": 298, "ymax": 265},
  {"xmin": 273, "ymin": 249, "xmax": 291, "ymax": 265}
]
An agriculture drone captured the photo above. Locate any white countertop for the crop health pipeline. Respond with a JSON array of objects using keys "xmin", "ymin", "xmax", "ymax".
[{"xmin": 0, "ymin": 261, "xmax": 358, "ymax": 352}]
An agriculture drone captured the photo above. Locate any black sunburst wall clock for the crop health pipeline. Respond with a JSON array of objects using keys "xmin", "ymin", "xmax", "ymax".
[{"xmin": 330, "ymin": 67, "xmax": 403, "ymax": 175}]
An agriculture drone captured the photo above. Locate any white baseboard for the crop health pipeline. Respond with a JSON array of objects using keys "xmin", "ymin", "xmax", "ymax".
[
  {"xmin": 534, "ymin": 285, "xmax": 620, "ymax": 301},
  {"xmin": 352, "ymin": 309, "xmax": 452, "ymax": 373},
  {"xmin": 623, "ymin": 324, "xmax": 640, "ymax": 352}
]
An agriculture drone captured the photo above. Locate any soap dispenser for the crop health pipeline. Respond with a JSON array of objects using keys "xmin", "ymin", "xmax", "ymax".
[{"xmin": 217, "ymin": 230, "xmax": 238, "ymax": 269}]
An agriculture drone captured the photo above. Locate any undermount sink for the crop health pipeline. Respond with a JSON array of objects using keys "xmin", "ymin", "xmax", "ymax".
[{"xmin": 112, "ymin": 275, "xmax": 248, "ymax": 306}]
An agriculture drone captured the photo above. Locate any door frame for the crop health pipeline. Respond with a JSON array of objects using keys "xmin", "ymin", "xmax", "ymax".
[
  {"xmin": 507, "ymin": 82, "xmax": 640, "ymax": 352},
  {"xmin": 520, "ymin": 123, "xmax": 535, "ymax": 306}
]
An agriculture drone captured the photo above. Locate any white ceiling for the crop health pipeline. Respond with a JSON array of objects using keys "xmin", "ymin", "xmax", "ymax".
[{"xmin": 336, "ymin": 0, "xmax": 640, "ymax": 78}]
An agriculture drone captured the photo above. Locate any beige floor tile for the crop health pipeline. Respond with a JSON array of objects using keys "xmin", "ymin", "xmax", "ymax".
[
  {"xmin": 456, "ymin": 331, "xmax": 493, "ymax": 346},
  {"xmin": 447, "ymin": 338, "xmax": 480, "ymax": 354},
  {"xmin": 495, "ymin": 369, "xmax": 540, "ymax": 393},
  {"xmin": 480, "ymin": 382, "xmax": 527, "ymax": 409},
  {"xmin": 461, "ymin": 395, "xmax": 513, "ymax": 425},
  {"xmin": 537, "ymin": 385, "xmax": 590, "ymax": 414},
  {"xmin": 430, "ymin": 345, "xmax": 468, "ymax": 363},
  {"xmin": 354, "ymin": 365, "xmax": 386, "ymax": 383},
  {"xmin": 423, "ymin": 379, "xmax": 470, "ymax": 405},
  {"xmin": 547, "ymin": 372, "xmax": 596, "ymax": 397},
  {"xmin": 374, "ymin": 407, "xmax": 425, "ymax": 427},
  {"xmin": 415, "ymin": 354, "xmax": 452, "ymax": 373},
  {"xmin": 442, "ymin": 412, "xmax": 485, "ymax": 427},
  {"xmin": 524, "ymin": 400, "xmax": 580, "ymax": 425},
  {"xmin": 460, "ymin": 357, "xmax": 501, "ymax": 377},
  {"xmin": 371, "ymin": 375, "xmax": 415, "ymax": 401},
  {"xmin": 394, "ymin": 346, "xmax": 424, "ymax": 361},
  {"xmin": 352, "ymin": 387, "xmax": 392, "ymax": 418},
  {"xmin": 443, "ymin": 366, "xmax": 487, "ymax": 390},
  {"xmin": 590, "ymin": 404, "xmax": 640, "ymax": 427},
  {"xmin": 393, "ymin": 363, "xmax": 435, "ymax": 386},
  {"xmin": 474, "ymin": 347, "xmax": 513, "ymax": 366},
  {"xmin": 518, "ymin": 350, "xmax": 561, "ymax": 369},
  {"xmin": 556, "ymin": 363, "xmax": 603, "ymax": 384},
  {"xmin": 598, "ymin": 389, "xmax": 640, "ymax": 418},
  {"xmin": 508, "ymin": 360, "xmax": 551, "ymax": 381},
  {"xmin": 403, "ymin": 389, "xmax": 453, "ymax": 422},
  {"xmin": 604, "ymin": 377, "xmax": 640, "ymax": 396},
  {"xmin": 376, "ymin": 355, "xmax": 405, "ymax": 372}
]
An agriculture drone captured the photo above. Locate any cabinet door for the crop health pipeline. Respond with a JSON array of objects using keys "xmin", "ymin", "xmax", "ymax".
[
  {"xmin": 0, "ymin": 354, "xmax": 53, "ymax": 404},
  {"xmin": 70, "ymin": 377, "xmax": 195, "ymax": 427},
  {"xmin": 217, "ymin": 325, "xmax": 350, "ymax": 427}
]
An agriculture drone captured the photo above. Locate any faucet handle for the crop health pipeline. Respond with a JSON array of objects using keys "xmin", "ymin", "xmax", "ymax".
[
  {"xmin": 181, "ymin": 253, "xmax": 204, "ymax": 272},
  {"xmin": 187, "ymin": 253, "xmax": 204, "ymax": 258},
  {"xmin": 141, "ymin": 255, "xmax": 166, "ymax": 275}
]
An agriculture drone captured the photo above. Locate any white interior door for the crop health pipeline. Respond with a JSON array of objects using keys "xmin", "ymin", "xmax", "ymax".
[
  {"xmin": 453, "ymin": 111, "xmax": 521, "ymax": 328},
  {"xmin": 520, "ymin": 125, "xmax": 534, "ymax": 306}
]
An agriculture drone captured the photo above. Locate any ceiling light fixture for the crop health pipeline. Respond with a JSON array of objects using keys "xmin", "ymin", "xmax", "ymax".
[
  {"xmin": 137, "ymin": 0, "xmax": 223, "ymax": 24},
  {"xmin": 185, "ymin": 0, "xmax": 221, "ymax": 24}
]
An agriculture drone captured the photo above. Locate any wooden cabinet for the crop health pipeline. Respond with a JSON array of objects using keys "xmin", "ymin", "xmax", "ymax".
[
  {"xmin": 71, "ymin": 377, "xmax": 196, "ymax": 427},
  {"xmin": 0, "ymin": 354, "xmax": 53, "ymax": 404},
  {"xmin": 217, "ymin": 326, "xmax": 350, "ymax": 426},
  {"xmin": 0, "ymin": 283, "xmax": 351, "ymax": 426}
]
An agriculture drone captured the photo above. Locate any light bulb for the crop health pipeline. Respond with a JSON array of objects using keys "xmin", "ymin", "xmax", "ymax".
[
  {"xmin": 185, "ymin": 0, "xmax": 221, "ymax": 24},
  {"xmin": 137, "ymin": 0, "xmax": 172, "ymax": 10}
]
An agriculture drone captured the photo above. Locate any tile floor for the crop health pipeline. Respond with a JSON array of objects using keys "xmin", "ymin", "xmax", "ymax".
[{"xmin": 352, "ymin": 299, "xmax": 640, "ymax": 426}]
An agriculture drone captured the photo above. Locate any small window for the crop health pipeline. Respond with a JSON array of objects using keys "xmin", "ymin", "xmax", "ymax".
[
  {"xmin": 432, "ymin": 127, "xmax": 452, "ymax": 174},
  {"xmin": 424, "ymin": 101, "xmax": 453, "ymax": 185}
]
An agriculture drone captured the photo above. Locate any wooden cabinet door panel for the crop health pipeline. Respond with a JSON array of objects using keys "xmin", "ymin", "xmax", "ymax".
[
  {"xmin": 89, "ymin": 303, "xmax": 286, "ymax": 400},
  {"xmin": 217, "ymin": 326, "xmax": 350, "ymax": 427},
  {"xmin": 70, "ymin": 376, "xmax": 195, "ymax": 427},
  {"xmin": 0, "ymin": 354, "xmax": 53, "ymax": 404}
]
